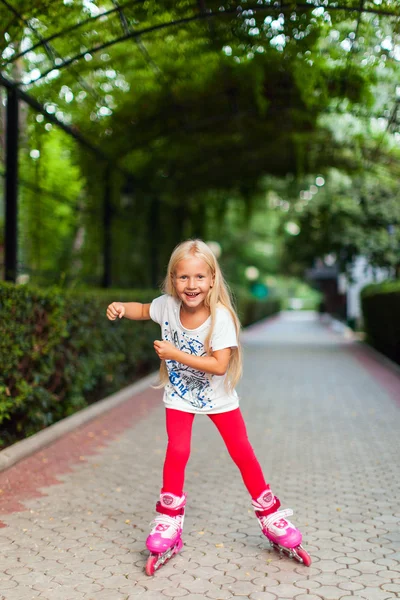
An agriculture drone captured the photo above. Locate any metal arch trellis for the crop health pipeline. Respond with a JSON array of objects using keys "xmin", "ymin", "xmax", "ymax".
[
  {"xmin": 0, "ymin": 2, "xmax": 146, "ymax": 287},
  {"xmin": 0, "ymin": 0, "xmax": 104, "ymax": 103},
  {"xmin": 0, "ymin": 72, "xmax": 125, "ymax": 286},
  {"xmin": 2, "ymin": 2, "xmax": 400, "ymax": 85},
  {"xmin": 1, "ymin": 0, "xmax": 399, "ymax": 285},
  {"xmin": 1, "ymin": 0, "xmax": 146, "ymax": 67},
  {"xmin": 111, "ymin": 0, "xmax": 164, "ymax": 76}
]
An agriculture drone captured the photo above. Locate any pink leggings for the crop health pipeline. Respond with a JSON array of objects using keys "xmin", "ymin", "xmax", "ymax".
[{"xmin": 162, "ymin": 407, "xmax": 268, "ymax": 500}]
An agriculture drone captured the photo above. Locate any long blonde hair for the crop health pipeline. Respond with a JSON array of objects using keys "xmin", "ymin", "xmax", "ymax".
[{"xmin": 158, "ymin": 239, "xmax": 242, "ymax": 392}]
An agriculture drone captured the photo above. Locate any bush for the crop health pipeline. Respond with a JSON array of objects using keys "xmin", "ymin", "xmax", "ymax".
[
  {"xmin": 360, "ymin": 280, "xmax": 400, "ymax": 366},
  {"xmin": 0, "ymin": 284, "xmax": 159, "ymax": 448},
  {"xmin": 236, "ymin": 294, "xmax": 281, "ymax": 326},
  {"xmin": 0, "ymin": 284, "xmax": 281, "ymax": 448}
]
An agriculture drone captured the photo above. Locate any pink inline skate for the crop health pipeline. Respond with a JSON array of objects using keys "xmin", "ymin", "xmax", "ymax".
[
  {"xmin": 252, "ymin": 489, "xmax": 311, "ymax": 566},
  {"xmin": 145, "ymin": 492, "xmax": 186, "ymax": 576}
]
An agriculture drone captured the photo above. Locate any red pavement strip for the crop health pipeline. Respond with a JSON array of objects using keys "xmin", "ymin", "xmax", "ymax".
[
  {"xmin": 0, "ymin": 387, "xmax": 162, "ymax": 527},
  {"xmin": 325, "ymin": 320, "xmax": 400, "ymax": 407},
  {"xmin": 349, "ymin": 343, "xmax": 400, "ymax": 408}
]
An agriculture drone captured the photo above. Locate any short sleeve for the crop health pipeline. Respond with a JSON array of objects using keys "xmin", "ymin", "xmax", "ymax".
[
  {"xmin": 149, "ymin": 295, "xmax": 168, "ymax": 325},
  {"xmin": 211, "ymin": 308, "xmax": 238, "ymax": 352}
]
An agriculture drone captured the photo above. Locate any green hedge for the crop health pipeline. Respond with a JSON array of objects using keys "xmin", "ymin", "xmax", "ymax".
[
  {"xmin": 237, "ymin": 296, "xmax": 281, "ymax": 326},
  {"xmin": 361, "ymin": 280, "xmax": 400, "ymax": 366},
  {"xmin": 0, "ymin": 283, "xmax": 280, "ymax": 448}
]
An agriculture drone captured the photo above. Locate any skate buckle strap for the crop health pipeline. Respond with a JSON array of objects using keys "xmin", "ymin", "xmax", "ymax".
[
  {"xmin": 262, "ymin": 508, "xmax": 294, "ymax": 529},
  {"xmin": 156, "ymin": 501, "xmax": 185, "ymax": 517},
  {"xmin": 254, "ymin": 496, "xmax": 281, "ymax": 517}
]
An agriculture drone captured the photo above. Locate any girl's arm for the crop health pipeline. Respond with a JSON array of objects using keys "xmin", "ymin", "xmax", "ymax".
[
  {"xmin": 106, "ymin": 302, "xmax": 151, "ymax": 321},
  {"xmin": 153, "ymin": 341, "xmax": 231, "ymax": 376}
]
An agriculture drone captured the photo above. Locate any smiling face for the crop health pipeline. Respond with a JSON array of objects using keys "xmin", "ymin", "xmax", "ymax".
[{"xmin": 173, "ymin": 256, "xmax": 214, "ymax": 310}]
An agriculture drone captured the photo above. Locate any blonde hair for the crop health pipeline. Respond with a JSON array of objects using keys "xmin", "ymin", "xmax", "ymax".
[{"xmin": 158, "ymin": 239, "xmax": 242, "ymax": 392}]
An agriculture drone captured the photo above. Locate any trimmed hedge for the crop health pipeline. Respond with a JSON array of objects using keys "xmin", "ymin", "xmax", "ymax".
[
  {"xmin": 0, "ymin": 284, "xmax": 160, "ymax": 448},
  {"xmin": 0, "ymin": 283, "xmax": 280, "ymax": 448},
  {"xmin": 360, "ymin": 280, "xmax": 400, "ymax": 366},
  {"xmin": 238, "ymin": 296, "xmax": 281, "ymax": 327}
]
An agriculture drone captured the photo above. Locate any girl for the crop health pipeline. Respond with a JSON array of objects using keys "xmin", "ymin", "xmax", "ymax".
[{"xmin": 106, "ymin": 239, "xmax": 310, "ymax": 574}]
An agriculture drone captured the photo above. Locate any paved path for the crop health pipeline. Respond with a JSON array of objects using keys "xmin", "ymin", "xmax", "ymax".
[{"xmin": 0, "ymin": 312, "xmax": 399, "ymax": 600}]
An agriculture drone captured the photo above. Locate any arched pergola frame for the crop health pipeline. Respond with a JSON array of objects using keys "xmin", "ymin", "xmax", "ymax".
[{"xmin": 1, "ymin": 0, "xmax": 399, "ymax": 284}]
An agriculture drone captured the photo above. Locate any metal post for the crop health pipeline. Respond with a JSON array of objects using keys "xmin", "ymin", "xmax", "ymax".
[
  {"xmin": 102, "ymin": 166, "xmax": 112, "ymax": 288},
  {"xmin": 149, "ymin": 196, "xmax": 160, "ymax": 288},
  {"xmin": 4, "ymin": 87, "xmax": 19, "ymax": 282}
]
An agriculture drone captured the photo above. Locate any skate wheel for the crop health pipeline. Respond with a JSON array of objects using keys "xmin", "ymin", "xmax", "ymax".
[
  {"xmin": 296, "ymin": 546, "xmax": 312, "ymax": 567},
  {"xmin": 145, "ymin": 554, "xmax": 158, "ymax": 576}
]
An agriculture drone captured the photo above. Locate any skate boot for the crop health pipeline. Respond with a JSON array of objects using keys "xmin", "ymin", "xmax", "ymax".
[
  {"xmin": 145, "ymin": 491, "xmax": 186, "ymax": 575},
  {"xmin": 252, "ymin": 488, "xmax": 311, "ymax": 566}
]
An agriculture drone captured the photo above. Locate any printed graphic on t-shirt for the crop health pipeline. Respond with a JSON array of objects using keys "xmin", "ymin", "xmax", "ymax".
[{"xmin": 163, "ymin": 324, "xmax": 213, "ymax": 409}]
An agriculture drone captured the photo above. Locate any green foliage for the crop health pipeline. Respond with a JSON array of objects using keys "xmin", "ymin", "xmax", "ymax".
[
  {"xmin": 19, "ymin": 124, "xmax": 85, "ymax": 280},
  {"xmin": 0, "ymin": 1, "xmax": 399, "ymax": 287},
  {"xmin": 236, "ymin": 294, "xmax": 281, "ymax": 327},
  {"xmin": 281, "ymin": 169, "xmax": 400, "ymax": 276},
  {"xmin": 360, "ymin": 280, "xmax": 400, "ymax": 366},
  {"xmin": 0, "ymin": 282, "xmax": 159, "ymax": 448}
]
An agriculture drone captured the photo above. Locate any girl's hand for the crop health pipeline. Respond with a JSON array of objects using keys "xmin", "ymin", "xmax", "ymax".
[
  {"xmin": 153, "ymin": 340, "xmax": 178, "ymax": 361},
  {"xmin": 106, "ymin": 302, "xmax": 125, "ymax": 320}
]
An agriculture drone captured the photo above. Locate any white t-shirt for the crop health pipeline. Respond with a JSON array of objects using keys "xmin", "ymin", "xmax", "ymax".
[{"xmin": 150, "ymin": 294, "xmax": 239, "ymax": 414}]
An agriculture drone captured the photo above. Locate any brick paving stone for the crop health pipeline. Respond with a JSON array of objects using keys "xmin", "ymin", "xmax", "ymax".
[
  {"xmin": 141, "ymin": 576, "xmax": 173, "ymax": 591},
  {"xmin": 313, "ymin": 573, "xmax": 354, "ymax": 587},
  {"xmin": 84, "ymin": 568, "xmax": 114, "ymax": 580},
  {"xmin": 349, "ymin": 596, "xmax": 393, "ymax": 600},
  {"xmin": 0, "ymin": 313, "xmax": 399, "ymax": 600},
  {"xmin": 176, "ymin": 595, "xmax": 210, "ymax": 600},
  {"xmin": 0, "ymin": 580, "xmax": 18, "ymax": 590},
  {"xmin": 162, "ymin": 586, "xmax": 190, "ymax": 597},
  {"xmin": 293, "ymin": 596, "xmax": 325, "ymax": 600},
  {"xmin": 40, "ymin": 588, "xmax": 86, "ymax": 600},
  {"xmin": 210, "ymin": 574, "xmax": 237, "ymax": 585},
  {"xmin": 74, "ymin": 581, "xmax": 103, "ymax": 593},
  {"xmin": 222, "ymin": 579, "xmax": 263, "ymax": 595},
  {"xmin": 188, "ymin": 566, "xmax": 223, "ymax": 578},
  {"xmin": 180, "ymin": 577, "xmax": 214, "ymax": 593},
  {"xmin": 338, "ymin": 581, "xmax": 366, "ymax": 591},
  {"xmin": 87, "ymin": 592, "xmax": 127, "ymax": 600},
  {"xmin": 310, "ymin": 559, "xmax": 341, "ymax": 572},
  {"xmin": 206, "ymin": 590, "xmax": 234, "ymax": 599},
  {"xmin": 334, "ymin": 555, "xmax": 360, "ymax": 565},
  {"xmin": 377, "ymin": 568, "xmax": 400, "ymax": 579},
  {"xmin": 118, "ymin": 584, "xmax": 147, "ymax": 596},
  {"xmin": 250, "ymin": 577, "xmax": 280, "ymax": 587},
  {"xmin": 248, "ymin": 593, "xmax": 278, "ymax": 600},
  {"xmin": 4, "ymin": 567, "xmax": 32, "ymax": 576},
  {"xmin": 381, "ymin": 583, "xmax": 400, "ymax": 593},
  {"xmin": 292, "ymin": 579, "xmax": 322, "ymax": 590},
  {"xmin": 168, "ymin": 572, "xmax": 197, "ymax": 584},
  {"xmin": 352, "ymin": 573, "xmax": 388, "ymax": 587},
  {"xmin": 335, "ymin": 567, "xmax": 363, "ymax": 578},
  {"xmin": 316, "ymin": 586, "xmax": 352, "ymax": 599},
  {"xmin": 215, "ymin": 562, "xmax": 240, "ymax": 573},
  {"xmin": 271, "ymin": 583, "xmax": 311, "ymax": 598}
]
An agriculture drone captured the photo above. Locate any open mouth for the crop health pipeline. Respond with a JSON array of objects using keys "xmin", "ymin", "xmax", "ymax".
[{"xmin": 185, "ymin": 292, "xmax": 200, "ymax": 298}]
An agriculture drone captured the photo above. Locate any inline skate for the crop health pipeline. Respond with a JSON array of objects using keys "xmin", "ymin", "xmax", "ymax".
[
  {"xmin": 145, "ymin": 491, "xmax": 186, "ymax": 576},
  {"xmin": 252, "ymin": 489, "xmax": 311, "ymax": 566}
]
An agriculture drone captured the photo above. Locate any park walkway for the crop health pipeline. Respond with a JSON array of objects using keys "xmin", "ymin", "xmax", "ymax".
[{"xmin": 0, "ymin": 312, "xmax": 399, "ymax": 600}]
